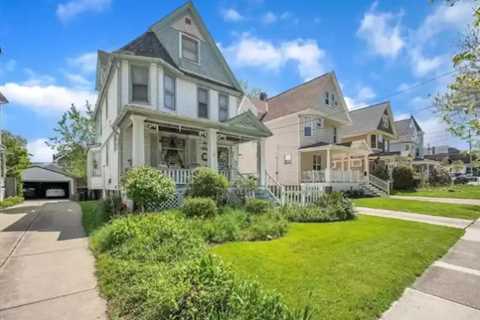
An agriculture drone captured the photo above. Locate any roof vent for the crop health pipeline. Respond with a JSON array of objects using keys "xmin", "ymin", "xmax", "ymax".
[
  {"xmin": 185, "ymin": 17, "xmax": 192, "ymax": 25},
  {"xmin": 259, "ymin": 92, "xmax": 268, "ymax": 101}
]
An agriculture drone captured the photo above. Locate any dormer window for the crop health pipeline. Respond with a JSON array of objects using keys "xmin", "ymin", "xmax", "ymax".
[{"xmin": 181, "ymin": 34, "xmax": 199, "ymax": 63}]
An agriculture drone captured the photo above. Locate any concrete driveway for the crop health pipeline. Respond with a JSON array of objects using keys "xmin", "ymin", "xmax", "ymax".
[{"xmin": 0, "ymin": 200, "xmax": 106, "ymax": 320}]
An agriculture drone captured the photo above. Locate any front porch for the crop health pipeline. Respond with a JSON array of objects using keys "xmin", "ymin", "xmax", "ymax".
[
  {"xmin": 118, "ymin": 107, "xmax": 271, "ymax": 186},
  {"xmin": 299, "ymin": 142, "xmax": 371, "ymax": 186}
]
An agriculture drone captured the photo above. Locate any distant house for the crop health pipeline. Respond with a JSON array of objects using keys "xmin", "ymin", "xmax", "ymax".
[
  {"xmin": 87, "ymin": 2, "xmax": 271, "ymax": 199},
  {"xmin": 238, "ymin": 72, "xmax": 391, "ymax": 196},
  {"xmin": 391, "ymin": 116, "xmax": 424, "ymax": 159}
]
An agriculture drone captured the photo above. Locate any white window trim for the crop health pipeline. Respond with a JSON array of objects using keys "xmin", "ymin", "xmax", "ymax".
[
  {"xmin": 129, "ymin": 63, "xmax": 150, "ymax": 105},
  {"xmin": 179, "ymin": 32, "xmax": 201, "ymax": 65},
  {"xmin": 163, "ymin": 73, "xmax": 176, "ymax": 111},
  {"xmin": 197, "ymin": 86, "xmax": 209, "ymax": 119}
]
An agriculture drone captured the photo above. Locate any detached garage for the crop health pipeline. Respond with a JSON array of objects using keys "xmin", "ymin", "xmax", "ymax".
[{"xmin": 22, "ymin": 164, "xmax": 76, "ymax": 199}]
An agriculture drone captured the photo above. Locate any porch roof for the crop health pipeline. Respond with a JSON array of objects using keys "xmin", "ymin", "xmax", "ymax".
[
  {"xmin": 115, "ymin": 105, "xmax": 272, "ymax": 139},
  {"xmin": 298, "ymin": 140, "xmax": 370, "ymax": 155}
]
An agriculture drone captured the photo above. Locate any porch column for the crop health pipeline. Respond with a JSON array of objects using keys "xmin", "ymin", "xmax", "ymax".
[
  {"xmin": 325, "ymin": 148, "xmax": 331, "ymax": 182},
  {"xmin": 131, "ymin": 115, "xmax": 146, "ymax": 167},
  {"xmin": 207, "ymin": 128, "xmax": 218, "ymax": 171},
  {"xmin": 257, "ymin": 138, "xmax": 267, "ymax": 187},
  {"xmin": 364, "ymin": 154, "xmax": 369, "ymax": 178}
]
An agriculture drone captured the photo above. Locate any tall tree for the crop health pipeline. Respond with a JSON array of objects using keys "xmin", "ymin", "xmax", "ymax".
[
  {"xmin": 2, "ymin": 130, "xmax": 30, "ymax": 194},
  {"xmin": 432, "ymin": 5, "xmax": 480, "ymax": 151},
  {"xmin": 47, "ymin": 103, "xmax": 95, "ymax": 182}
]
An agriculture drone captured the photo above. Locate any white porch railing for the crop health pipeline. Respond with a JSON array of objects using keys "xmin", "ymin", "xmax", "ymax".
[
  {"xmin": 368, "ymin": 174, "xmax": 390, "ymax": 195},
  {"xmin": 160, "ymin": 168, "xmax": 193, "ymax": 185},
  {"xmin": 302, "ymin": 170, "xmax": 365, "ymax": 183}
]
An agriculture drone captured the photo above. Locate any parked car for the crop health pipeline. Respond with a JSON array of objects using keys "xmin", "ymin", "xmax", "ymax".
[{"xmin": 45, "ymin": 188, "xmax": 66, "ymax": 198}]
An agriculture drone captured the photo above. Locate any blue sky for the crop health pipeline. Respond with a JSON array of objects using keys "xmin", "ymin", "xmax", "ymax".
[{"xmin": 0, "ymin": 0, "xmax": 475, "ymax": 161}]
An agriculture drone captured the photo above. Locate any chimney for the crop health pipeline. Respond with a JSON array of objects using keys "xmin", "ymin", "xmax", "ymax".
[{"xmin": 259, "ymin": 92, "xmax": 268, "ymax": 101}]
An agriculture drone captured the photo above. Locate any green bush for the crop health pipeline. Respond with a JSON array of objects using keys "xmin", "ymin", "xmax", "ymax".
[
  {"xmin": 182, "ymin": 197, "xmax": 217, "ymax": 219},
  {"xmin": 92, "ymin": 213, "xmax": 205, "ymax": 263},
  {"xmin": 122, "ymin": 166, "xmax": 175, "ymax": 212},
  {"xmin": 246, "ymin": 198, "xmax": 272, "ymax": 214},
  {"xmin": 428, "ymin": 167, "xmax": 452, "ymax": 186},
  {"xmin": 279, "ymin": 192, "xmax": 355, "ymax": 223},
  {"xmin": 231, "ymin": 175, "xmax": 257, "ymax": 205},
  {"xmin": 371, "ymin": 161, "xmax": 390, "ymax": 180},
  {"xmin": 89, "ymin": 212, "xmax": 306, "ymax": 320},
  {"xmin": 392, "ymin": 166, "xmax": 418, "ymax": 191},
  {"xmin": 190, "ymin": 207, "xmax": 288, "ymax": 243},
  {"xmin": 187, "ymin": 167, "xmax": 229, "ymax": 203},
  {"xmin": 0, "ymin": 196, "xmax": 24, "ymax": 209},
  {"xmin": 103, "ymin": 194, "xmax": 126, "ymax": 218}
]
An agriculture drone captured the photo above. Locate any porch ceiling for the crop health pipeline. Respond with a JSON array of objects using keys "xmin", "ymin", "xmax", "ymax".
[{"xmin": 115, "ymin": 105, "xmax": 272, "ymax": 141}]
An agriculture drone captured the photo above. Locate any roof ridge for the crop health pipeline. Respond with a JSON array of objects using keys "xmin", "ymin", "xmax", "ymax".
[{"xmin": 267, "ymin": 72, "xmax": 331, "ymax": 102}]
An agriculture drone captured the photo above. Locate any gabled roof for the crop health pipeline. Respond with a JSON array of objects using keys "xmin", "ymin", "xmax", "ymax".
[
  {"xmin": 117, "ymin": 31, "xmax": 177, "ymax": 67},
  {"xmin": 148, "ymin": 1, "xmax": 242, "ymax": 92},
  {"xmin": 224, "ymin": 110, "xmax": 272, "ymax": 137},
  {"xmin": 394, "ymin": 116, "xmax": 423, "ymax": 139},
  {"xmin": 259, "ymin": 72, "xmax": 351, "ymax": 124},
  {"xmin": 0, "ymin": 91, "xmax": 8, "ymax": 104},
  {"xmin": 341, "ymin": 101, "xmax": 397, "ymax": 138},
  {"xmin": 28, "ymin": 163, "xmax": 75, "ymax": 178}
]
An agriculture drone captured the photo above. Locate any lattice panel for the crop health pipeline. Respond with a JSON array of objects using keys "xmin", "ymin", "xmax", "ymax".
[{"xmin": 144, "ymin": 191, "xmax": 185, "ymax": 212}]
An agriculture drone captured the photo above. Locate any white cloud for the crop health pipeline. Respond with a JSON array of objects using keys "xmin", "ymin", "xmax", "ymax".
[
  {"xmin": 262, "ymin": 11, "xmax": 277, "ymax": 24},
  {"xmin": 416, "ymin": 1, "xmax": 473, "ymax": 45},
  {"xmin": 67, "ymin": 52, "xmax": 97, "ymax": 74},
  {"xmin": 409, "ymin": 49, "xmax": 446, "ymax": 77},
  {"xmin": 357, "ymin": 5, "xmax": 405, "ymax": 58},
  {"xmin": 56, "ymin": 0, "xmax": 111, "ymax": 22},
  {"xmin": 221, "ymin": 8, "xmax": 244, "ymax": 22},
  {"xmin": 22, "ymin": 68, "xmax": 56, "ymax": 86},
  {"xmin": 222, "ymin": 33, "xmax": 327, "ymax": 81},
  {"xmin": 0, "ymin": 82, "xmax": 97, "ymax": 113},
  {"xmin": 27, "ymin": 139, "xmax": 55, "ymax": 163},
  {"xmin": 65, "ymin": 73, "xmax": 92, "ymax": 88},
  {"xmin": 345, "ymin": 86, "xmax": 376, "ymax": 109}
]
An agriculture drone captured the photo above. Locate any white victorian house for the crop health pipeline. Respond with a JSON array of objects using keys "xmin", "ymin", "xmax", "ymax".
[{"xmin": 87, "ymin": 2, "xmax": 271, "ymax": 198}]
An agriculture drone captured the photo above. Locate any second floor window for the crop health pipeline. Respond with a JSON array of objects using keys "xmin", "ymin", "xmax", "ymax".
[
  {"xmin": 182, "ymin": 34, "xmax": 199, "ymax": 63},
  {"xmin": 370, "ymin": 134, "xmax": 377, "ymax": 148},
  {"xmin": 198, "ymin": 88, "xmax": 209, "ymax": 118},
  {"xmin": 219, "ymin": 93, "xmax": 229, "ymax": 122},
  {"xmin": 164, "ymin": 74, "xmax": 176, "ymax": 110},
  {"xmin": 304, "ymin": 117, "xmax": 313, "ymax": 136},
  {"xmin": 333, "ymin": 127, "xmax": 337, "ymax": 144},
  {"xmin": 131, "ymin": 65, "xmax": 149, "ymax": 103}
]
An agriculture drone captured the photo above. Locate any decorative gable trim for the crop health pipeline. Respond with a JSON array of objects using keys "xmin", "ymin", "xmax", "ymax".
[
  {"xmin": 225, "ymin": 110, "xmax": 272, "ymax": 137},
  {"xmin": 149, "ymin": 2, "xmax": 242, "ymax": 92}
]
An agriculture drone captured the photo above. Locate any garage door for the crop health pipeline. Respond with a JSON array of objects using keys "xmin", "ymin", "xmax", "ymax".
[{"xmin": 23, "ymin": 181, "xmax": 70, "ymax": 199}]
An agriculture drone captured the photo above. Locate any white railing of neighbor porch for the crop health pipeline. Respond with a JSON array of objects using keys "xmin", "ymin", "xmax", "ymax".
[
  {"xmin": 302, "ymin": 170, "xmax": 326, "ymax": 183},
  {"xmin": 302, "ymin": 170, "xmax": 365, "ymax": 183},
  {"xmin": 368, "ymin": 174, "xmax": 390, "ymax": 195}
]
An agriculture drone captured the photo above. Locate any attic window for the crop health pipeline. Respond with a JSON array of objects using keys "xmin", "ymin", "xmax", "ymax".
[
  {"xmin": 181, "ymin": 34, "xmax": 199, "ymax": 63},
  {"xmin": 382, "ymin": 114, "xmax": 390, "ymax": 128},
  {"xmin": 325, "ymin": 92, "xmax": 329, "ymax": 105},
  {"xmin": 185, "ymin": 17, "xmax": 191, "ymax": 25}
]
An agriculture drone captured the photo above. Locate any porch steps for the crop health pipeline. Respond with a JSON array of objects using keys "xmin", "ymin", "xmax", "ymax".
[
  {"xmin": 254, "ymin": 187, "xmax": 280, "ymax": 204},
  {"xmin": 361, "ymin": 184, "xmax": 388, "ymax": 197}
]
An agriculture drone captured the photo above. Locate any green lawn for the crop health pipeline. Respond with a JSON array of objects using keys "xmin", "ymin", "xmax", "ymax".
[
  {"xmin": 353, "ymin": 197, "xmax": 480, "ymax": 220},
  {"xmin": 79, "ymin": 201, "xmax": 108, "ymax": 235},
  {"xmin": 395, "ymin": 185, "xmax": 480, "ymax": 199},
  {"xmin": 213, "ymin": 216, "xmax": 462, "ymax": 320}
]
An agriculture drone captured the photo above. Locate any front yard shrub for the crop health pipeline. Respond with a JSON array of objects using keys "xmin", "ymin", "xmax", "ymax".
[
  {"xmin": 428, "ymin": 167, "xmax": 452, "ymax": 186},
  {"xmin": 92, "ymin": 213, "xmax": 205, "ymax": 263},
  {"xmin": 190, "ymin": 207, "xmax": 288, "ymax": 243},
  {"xmin": 231, "ymin": 175, "xmax": 257, "ymax": 204},
  {"xmin": 278, "ymin": 192, "xmax": 355, "ymax": 223},
  {"xmin": 392, "ymin": 166, "xmax": 418, "ymax": 191},
  {"xmin": 182, "ymin": 197, "xmax": 217, "ymax": 219},
  {"xmin": 246, "ymin": 198, "xmax": 272, "ymax": 214},
  {"xmin": 0, "ymin": 196, "xmax": 24, "ymax": 209},
  {"xmin": 122, "ymin": 166, "xmax": 175, "ymax": 212},
  {"xmin": 371, "ymin": 161, "xmax": 390, "ymax": 180},
  {"xmin": 89, "ymin": 211, "xmax": 306, "ymax": 320},
  {"xmin": 187, "ymin": 167, "xmax": 229, "ymax": 204},
  {"xmin": 103, "ymin": 194, "xmax": 126, "ymax": 218}
]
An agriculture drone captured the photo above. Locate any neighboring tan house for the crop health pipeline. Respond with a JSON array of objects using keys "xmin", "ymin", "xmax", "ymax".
[
  {"xmin": 338, "ymin": 101, "xmax": 399, "ymax": 172},
  {"xmin": 0, "ymin": 91, "xmax": 8, "ymax": 201},
  {"xmin": 87, "ymin": 2, "xmax": 271, "ymax": 199},
  {"xmin": 238, "ymin": 72, "xmax": 390, "ymax": 195}
]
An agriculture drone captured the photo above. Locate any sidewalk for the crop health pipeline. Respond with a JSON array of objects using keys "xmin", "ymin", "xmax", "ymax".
[
  {"xmin": 359, "ymin": 207, "xmax": 480, "ymax": 319},
  {"xmin": 390, "ymin": 195, "xmax": 480, "ymax": 206},
  {"xmin": 357, "ymin": 207, "xmax": 472, "ymax": 229}
]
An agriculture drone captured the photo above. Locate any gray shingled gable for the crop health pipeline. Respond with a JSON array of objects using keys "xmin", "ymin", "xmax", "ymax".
[
  {"xmin": 117, "ymin": 31, "xmax": 177, "ymax": 66},
  {"xmin": 341, "ymin": 101, "xmax": 395, "ymax": 138},
  {"xmin": 394, "ymin": 116, "xmax": 423, "ymax": 140}
]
